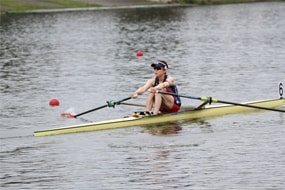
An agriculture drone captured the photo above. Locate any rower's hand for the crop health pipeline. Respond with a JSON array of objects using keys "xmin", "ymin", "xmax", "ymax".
[
  {"xmin": 131, "ymin": 92, "xmax": 139, "ymax": 99},
  {"xmin": 149, "ymin": 87, "xmax": 158, "ymax": 94}
]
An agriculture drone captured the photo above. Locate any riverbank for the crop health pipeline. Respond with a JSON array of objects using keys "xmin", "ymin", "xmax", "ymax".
[{"xmin": 0, "ymin": 0, "xmax": 282, "ymax": 14}]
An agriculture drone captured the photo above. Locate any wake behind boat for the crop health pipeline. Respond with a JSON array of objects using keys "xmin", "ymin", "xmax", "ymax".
[{"xmin": 34, "ymin": 97, "xmax": 285, "ymax": 137}]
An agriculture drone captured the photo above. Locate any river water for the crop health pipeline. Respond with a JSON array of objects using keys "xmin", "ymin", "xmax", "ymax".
[{"xmin": 1, "ymin": 2, "xmax": 285, "ymax": 189}]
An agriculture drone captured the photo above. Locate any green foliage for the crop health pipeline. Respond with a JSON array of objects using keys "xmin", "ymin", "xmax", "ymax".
[
  {"xmin": 42, "ymin": 0, "xmax": 100, "ymax": 8},
  {"xmin": 0, "ymin": 0, "xmax": 100, "ymax": 13},
  {"xmin": 0, "ymin": 0, "xmax": 47, "ymax": 12},
  {"xmin": 1, "ymin": 0, "xmax": 283, "ymax": 13}
]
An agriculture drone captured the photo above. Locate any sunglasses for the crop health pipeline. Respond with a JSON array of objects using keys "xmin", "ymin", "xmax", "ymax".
[{"xmin": 153, "ymin": 67, "xmax": 163, "ymax": 70}]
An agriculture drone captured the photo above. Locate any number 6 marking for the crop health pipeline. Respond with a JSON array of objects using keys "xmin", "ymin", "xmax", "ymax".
[{"xmin": 279, "ymin": 82, "xmax": 283, "ymax": 98}]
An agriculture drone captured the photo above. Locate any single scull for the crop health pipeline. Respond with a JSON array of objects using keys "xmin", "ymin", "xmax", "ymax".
[{"xmin": 34, "ymin": 98, "xmax": 284, "ymax": 137}]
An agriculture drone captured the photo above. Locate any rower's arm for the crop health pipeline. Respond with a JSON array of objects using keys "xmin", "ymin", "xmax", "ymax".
[{"xmin": 132, "ymin": 79, "xmax": 154, "ymax": 98}]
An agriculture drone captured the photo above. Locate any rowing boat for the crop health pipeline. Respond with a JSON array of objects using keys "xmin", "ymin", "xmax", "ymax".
[{"xmin": 34, "ymin": 98, "xmax": 285, "ymax": 137}]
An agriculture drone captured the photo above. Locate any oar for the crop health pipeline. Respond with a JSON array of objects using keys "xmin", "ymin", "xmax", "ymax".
[
  {"xmin": 158, "ymin": 91, "xmax": 285, "ymax": 113},
  {"xmin": 61, "ymin": 97, "xmax": 132, "ymax": 118},
  {"xmin": 119, "ymin": 102, "xmax": 145, "ymax": 107}
]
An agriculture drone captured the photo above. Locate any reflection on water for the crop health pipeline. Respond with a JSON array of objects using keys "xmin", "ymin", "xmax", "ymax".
[
  {"xmin": 143, "ymin": 121, "xmax": 183, "ymax": 135},
  {"xmin": 142, "ymin": 117, "xmax": 213, "ymax": 135}
]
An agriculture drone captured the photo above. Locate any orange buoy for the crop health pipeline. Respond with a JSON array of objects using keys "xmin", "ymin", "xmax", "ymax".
[
  {"xmin": 136, "ymin": 51, "xmax": 143, "ymax": 57},
  {"xmin": 49, "ymin": 99, "xmax": 60, "ymax": 106}
]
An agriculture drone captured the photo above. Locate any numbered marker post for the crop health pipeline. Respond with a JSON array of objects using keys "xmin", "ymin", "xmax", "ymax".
[{"xmin": 279, "ymin": 82, "xmax": 283, "ymax": 98}]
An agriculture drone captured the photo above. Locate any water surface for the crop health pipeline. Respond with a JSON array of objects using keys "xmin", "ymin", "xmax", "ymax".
[{"xmin": 1, "ymin": 2, "xmax": 285, "ymax": 189}]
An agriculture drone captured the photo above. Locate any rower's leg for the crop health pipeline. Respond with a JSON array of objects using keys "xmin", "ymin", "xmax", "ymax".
[
  {"xmin": 146, "ymin": 92, "xmax": 154, "ymax": 112},
  {"xmin": 153, "ymin": 93, "xmax": 164, "ymax": 115}
]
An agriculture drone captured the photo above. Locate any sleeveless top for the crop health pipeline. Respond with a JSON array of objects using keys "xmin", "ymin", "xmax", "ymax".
[{"xmin": 154, "ymin": 74, "xmax": 181, "ymax": 106}]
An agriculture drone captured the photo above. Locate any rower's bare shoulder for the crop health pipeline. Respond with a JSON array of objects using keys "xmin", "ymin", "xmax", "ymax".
[
  {"xmin": 166, "ymin": 75, "xmax": 175, "ymax": 85},
  {"xmin": 167, "ymin": 75, "xmax": 175, "ymax": 80},
  {"xmin": 147, "ymin": 77, "xmax": 155, "ymax": 84}
]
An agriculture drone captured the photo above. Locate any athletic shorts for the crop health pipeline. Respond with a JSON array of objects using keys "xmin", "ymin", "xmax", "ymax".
[{"xmin": 160, "ymin": 103, "xmax": 181, "ymax": 113}]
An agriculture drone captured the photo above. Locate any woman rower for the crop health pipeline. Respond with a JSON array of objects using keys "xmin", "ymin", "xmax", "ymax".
[{"xmin": 131, "ymin": 60, "xmax": 181, "ymax": 116}]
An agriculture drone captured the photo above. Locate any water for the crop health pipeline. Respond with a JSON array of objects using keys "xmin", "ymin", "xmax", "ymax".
[{"xmin": 1, "ymin": 2, "xmax": 285, "ymax": 189}]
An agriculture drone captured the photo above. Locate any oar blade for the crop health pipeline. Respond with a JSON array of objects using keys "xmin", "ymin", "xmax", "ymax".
[
  {"xmin": 60, "ymin": 96, "xmax": 132, "ymax": 119},
  {"xmin": 60, "ymin": 113, "xmax": 75, "ymax": 118}
]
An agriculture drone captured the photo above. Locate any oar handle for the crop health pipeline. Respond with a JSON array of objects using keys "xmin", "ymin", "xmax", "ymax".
[
  {"xmin": 117, "ymin": 97, "xmax": 132, "ymax": 104},
  {"xmin": 73, "ymin": 97, "xmax": 132, "ymax": 118},
  {"xmin": 158, "ymin": 91, "xmax": 202, "ymax": 100}
]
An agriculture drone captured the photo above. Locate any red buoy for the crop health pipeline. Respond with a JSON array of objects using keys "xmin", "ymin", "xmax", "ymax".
[
  {"xmin": 136, "ymin": 51, "xmax": 143, "ymax": 57},
  {"xmin": 49, "ymin": 99, "xmax": 60, "ymax": 106}
]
